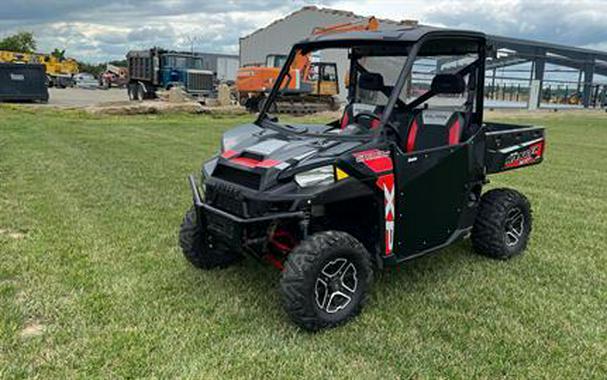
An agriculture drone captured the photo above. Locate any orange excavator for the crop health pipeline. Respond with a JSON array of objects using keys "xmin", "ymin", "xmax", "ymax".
[{"xmin": 236, "ymin": 17, "xmax": 380, "ymax": 113}]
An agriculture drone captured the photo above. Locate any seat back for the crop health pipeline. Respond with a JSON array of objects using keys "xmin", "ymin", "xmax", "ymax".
[{"xmin": 404, "ymin": 110, "xmax": 465, "ymax": 152}]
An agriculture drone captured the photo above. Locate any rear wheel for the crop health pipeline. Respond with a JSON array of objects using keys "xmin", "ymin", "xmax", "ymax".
[
  {"xmin": 472, "ymin": 188, "xmax": 532, "ymax": 260},
  {"xmin": 179, "ymin": 207, "xmax": 241, "ymax": 269},
  {"xmin": 280, "ymin": 231, "xmax": 373, "ymax": 331}
]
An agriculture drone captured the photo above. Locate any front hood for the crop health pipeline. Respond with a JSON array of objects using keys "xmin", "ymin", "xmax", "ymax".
[{"xmin": 207, "ymin": 123, "xmax": 366, "ymax": 190}]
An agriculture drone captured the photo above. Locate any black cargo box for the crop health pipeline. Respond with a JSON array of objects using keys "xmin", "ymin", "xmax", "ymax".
[
  {"xmin": 0, "ymin": 63, "xmax": 49, "ymax": 102},
  {"xmin": 484, "ymin": 122, "xmax": 546, "ymax": 173}
]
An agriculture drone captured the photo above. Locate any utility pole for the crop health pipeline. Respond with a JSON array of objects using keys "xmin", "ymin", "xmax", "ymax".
[{"xmin": 184, "ymin": 35, "xmax": 199, "ymax": 54}]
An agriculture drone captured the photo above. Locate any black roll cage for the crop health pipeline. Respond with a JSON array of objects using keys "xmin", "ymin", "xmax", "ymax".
[{"xmin": 255, "ymin": 32, "xmax": 487, "ymax": 142}]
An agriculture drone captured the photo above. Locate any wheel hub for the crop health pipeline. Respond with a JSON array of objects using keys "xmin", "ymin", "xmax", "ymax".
[
  {"xmin": 315, "ymin": 258, "xmax": 358, "ymax": 314},
  {"xmin": 505, "ymin": 207, "xmax": 525, "ymax": 247}
]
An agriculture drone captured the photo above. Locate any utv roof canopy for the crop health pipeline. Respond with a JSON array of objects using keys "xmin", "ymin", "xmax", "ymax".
[{"xmin": 295, "ymin": 26, "xmax": 487, "ymax": 55}]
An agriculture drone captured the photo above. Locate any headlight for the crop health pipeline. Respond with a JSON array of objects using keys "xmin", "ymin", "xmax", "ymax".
[{"xmin": 294, "ymin": 165, "xmax": 335, "ymax": 188}]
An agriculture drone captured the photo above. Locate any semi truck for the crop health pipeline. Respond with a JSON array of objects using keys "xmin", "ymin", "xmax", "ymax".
[{"xmin": 126, "ymin": 48, "xmax": 215, "ymax": 101}]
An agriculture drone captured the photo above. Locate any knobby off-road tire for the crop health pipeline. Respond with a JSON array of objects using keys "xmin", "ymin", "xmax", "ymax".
[
  {"xmin": 280, "ymin": 231, "xmax": 373, "ymax": 331},
  {"xmin": 472, "ymin": 188, "xmax": 532, "ymax": 260},
  {"xmin": 179, "ymin": 207, "xmax": 241, "ymax": 269}
]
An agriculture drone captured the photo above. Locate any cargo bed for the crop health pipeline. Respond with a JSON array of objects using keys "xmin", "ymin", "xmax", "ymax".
[{"xmin": 484, "ymin": 122, "xmax": 545, "ymax": 174}]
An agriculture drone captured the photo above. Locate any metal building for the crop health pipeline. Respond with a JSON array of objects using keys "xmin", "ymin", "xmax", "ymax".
[
  {"xmin": 239, "ymin": 6, "xmax": 607, "ymax": 108},
  {"xmin": 197, "ymin": 52, "xmax": 239, "ymax": 83}
]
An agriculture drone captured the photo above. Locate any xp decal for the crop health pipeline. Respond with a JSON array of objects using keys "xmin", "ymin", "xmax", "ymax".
[
  {"xmin": 376, "ymin": 174, "xmax": 395, "ymax": 256},
  {"xmin": 353, "ymin": 149, "xmax": 395, "ymax": 255}
]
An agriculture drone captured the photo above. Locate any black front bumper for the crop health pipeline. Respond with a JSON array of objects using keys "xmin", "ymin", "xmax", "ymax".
[{"xmin": 188, "ymin": 175, "xmax": 305, "ymax": 250}]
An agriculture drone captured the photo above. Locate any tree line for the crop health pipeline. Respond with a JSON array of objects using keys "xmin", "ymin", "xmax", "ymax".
[{"xmin": 0, "ymin": 31, "xmax": 126, "ymax": 76}]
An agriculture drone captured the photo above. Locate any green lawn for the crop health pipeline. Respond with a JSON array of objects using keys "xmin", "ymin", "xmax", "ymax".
[{"xmin": 1, "ymin": 106, "xmax": 605, "ymax": 378}]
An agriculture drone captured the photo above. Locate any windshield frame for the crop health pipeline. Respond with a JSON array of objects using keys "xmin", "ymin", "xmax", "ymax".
[
  {"xmin": 255, "ymin": 33, "xmax": 486, "ymax": 140},
  {"xmin": 255, "ymin": 40, "xmax": 419, "ymax": 141}
]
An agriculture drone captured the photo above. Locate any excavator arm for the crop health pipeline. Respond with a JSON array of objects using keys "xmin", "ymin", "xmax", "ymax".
[
  {"xmin": 311, "ymin": 17, "xmax": 379, "ymax": 36},
  {"xmin": 236, "ymin": 16, "xmax": 380, "ymax": 113}
]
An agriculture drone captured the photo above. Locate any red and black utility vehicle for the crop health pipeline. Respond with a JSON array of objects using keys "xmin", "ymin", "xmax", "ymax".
[{"xmin": 179, "ymin": 26, "xmax": 545, "ymax": 330}]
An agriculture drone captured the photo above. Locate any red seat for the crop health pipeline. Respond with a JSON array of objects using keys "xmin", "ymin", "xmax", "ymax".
[{"xmin": 404, "ymin": 111, "xmax": 465, "ymax": 152}]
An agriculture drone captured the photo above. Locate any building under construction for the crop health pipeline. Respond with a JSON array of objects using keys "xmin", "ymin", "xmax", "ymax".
[{"xmin": 239, "ymin": 6, "xmax": 606, "ymax": 109}]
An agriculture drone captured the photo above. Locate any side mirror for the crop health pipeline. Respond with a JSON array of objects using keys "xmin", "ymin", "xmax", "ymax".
[{"xmin": 431, "ymin": 73, "xmax": 466, "ymax": 94}]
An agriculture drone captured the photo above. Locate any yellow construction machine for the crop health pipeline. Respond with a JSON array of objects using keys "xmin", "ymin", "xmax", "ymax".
[{"xmin": 0, "ymin": 50, "xmax": 79, "ymax": 87}]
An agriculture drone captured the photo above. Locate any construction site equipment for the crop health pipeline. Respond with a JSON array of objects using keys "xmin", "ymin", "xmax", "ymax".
[
  {"xmin": 0, "ymin": 63, "xmax": 48, "ymax": 102},
  {"xmin": 0, "ymin": 50, "xmax": 79, "ymax": 88},
  {"xmin": 126, "ymin": 48, "xmax": 215, "ymax": 101},
  {"xmin": 100, "ymin": 64, "xmax": 128, "ymax": 88},
  {"xmin": 235, "ymin": 17, "xmax": 379, "ymax": 114}
]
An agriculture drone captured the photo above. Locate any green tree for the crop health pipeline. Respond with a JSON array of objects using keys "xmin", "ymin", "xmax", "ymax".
[
  {"xmin": 77, "ymin": 61, "xmax": 105, "ymax": 76},
  {"xmin": 0, "ymin": 31, "xmax": 37, "ymax": 53},
  {"xmin": 51, "ymin": 48, "xmax": 66, "ymax": 60}
]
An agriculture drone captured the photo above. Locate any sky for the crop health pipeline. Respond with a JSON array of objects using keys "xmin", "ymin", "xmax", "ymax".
[{"xmin": 0, "ymin": 0, "xmax": 605, "ymax": 64}]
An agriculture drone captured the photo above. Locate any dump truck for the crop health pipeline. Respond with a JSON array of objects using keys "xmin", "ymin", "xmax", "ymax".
[
  {"xmin": 235, "ymin": 17, "xmax": 379, "ymax": 113},
  {"xmin": 0, "ymin": 50, "xmax": 79, "ymax": 88},
  {"xmin": 126, "ymin": 48, "xmax": 215, "ymax": 101}
]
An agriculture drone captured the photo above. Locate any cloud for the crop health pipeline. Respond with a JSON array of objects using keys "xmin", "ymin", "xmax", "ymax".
[
  {"xmin": 0, "ymin": 0, "xmax": 340, "ymax": 62},
  {"xmin": 422, "ymin": 0, "xmax": 607, "ymax": 47},
  {"xmin": 333, "ymin": 0, "xmax": 607, "ymax": 50},
  {"xmin": 0, "ymin": 0, "xmax": 605, "ymax": 63}
]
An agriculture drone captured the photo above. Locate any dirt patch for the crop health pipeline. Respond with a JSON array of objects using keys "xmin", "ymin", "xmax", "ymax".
[
  {"xmin": 0, "ymin": 228, "xmax": 26, "ymax": 240},
  {"xmin": 20, "ymin": 320, "xmax": 45, "ymax": 338},
  {"xmin": 85, "ymin": 100, "xmax": 205, "ymax": 115},
  {"xmin": 84, "ymin": 99, "xmax": 250, "ymax": 116}
]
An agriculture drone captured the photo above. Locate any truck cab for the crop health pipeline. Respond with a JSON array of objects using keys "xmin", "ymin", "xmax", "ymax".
[
  {"xmin": 159, "ymin": 53, "xmax": 213, "ymax": 95},
  {"xmin": 265, "ymin": 54, "xmax": 288, "ymax": 68}
]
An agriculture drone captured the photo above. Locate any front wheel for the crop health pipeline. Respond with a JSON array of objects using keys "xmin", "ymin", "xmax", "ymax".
[
  {"xmin": 127, "ymin": 84, "xmax": 139, "ymax": 101},
  {"xmin": 280, "ymin": 231, "xmax": 373, "ymax": 331},
  {"xmin": 136, "ymin": 84, "xmax": 146, "ymax": 102},
  {"xmin": 179, "ymin": 207, "xmax": 241, "ymax": 269},
  {"xmin": 471, "ymin": 188, "xmax": 532, "ymax": 260}
]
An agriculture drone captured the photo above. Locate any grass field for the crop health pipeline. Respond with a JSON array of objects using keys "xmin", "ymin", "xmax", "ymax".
[{"xmin": 1, "ymin": 105, "xmax": 606, "ymax": 378}]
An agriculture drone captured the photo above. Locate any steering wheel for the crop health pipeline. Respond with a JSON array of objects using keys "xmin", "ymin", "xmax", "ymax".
[
  {"xmin": 353, "ymin": 111, "xmax": 405, "ymax": 146},
  {"xmin": 352, "ymin": 111, "xmax": 381, "ymax": 127}
]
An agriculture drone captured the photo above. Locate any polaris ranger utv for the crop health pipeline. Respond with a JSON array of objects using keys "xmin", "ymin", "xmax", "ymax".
[{"xmin": 179, "ymin": 26, "xmax": 545, "ymax": 331}]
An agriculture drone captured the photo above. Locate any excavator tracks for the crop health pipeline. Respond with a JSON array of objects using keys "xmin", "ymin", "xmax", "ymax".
[{"xmin": 257, "ymin": 95, "xmax": 340, "ymax": 115}]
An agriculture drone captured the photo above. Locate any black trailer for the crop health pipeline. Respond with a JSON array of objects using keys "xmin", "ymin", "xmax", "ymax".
[{"xmin": 0, "ymin": 63, "xmax": 48, "ymax": 103}]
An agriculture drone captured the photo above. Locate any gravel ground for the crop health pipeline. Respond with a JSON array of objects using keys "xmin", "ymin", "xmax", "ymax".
[{"xmin": 45, "ymin": 87, "xmax": 128, "ymax": 107}]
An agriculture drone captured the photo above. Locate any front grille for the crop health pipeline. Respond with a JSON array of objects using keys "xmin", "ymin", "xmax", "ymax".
[
  {"xmin": 187, "ymin": 71, "xmax": 213, "ymax": 92},
  {"xmin": 247, "ymin": 200, "xmax": 293, "ymax": 217},
  {"xmin": 213, "ymin": 163, "xmax": 262, "ymax": 190},
  {"xmin": 205, "ymin": 182, "xmax": 245, "ymax": 216},
  {"xmin": 206, "ymin": 211, "xmax": 236, "ymax": 239}
]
